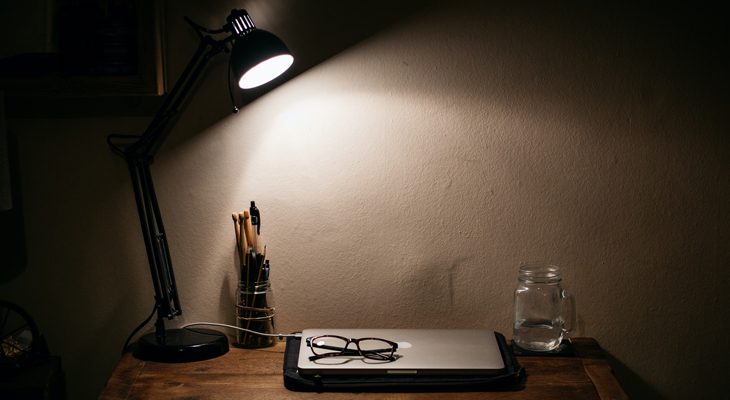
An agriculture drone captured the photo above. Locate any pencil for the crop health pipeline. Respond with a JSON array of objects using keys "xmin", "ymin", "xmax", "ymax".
[{"xmin": 232, "ymin": 213, "xmax": 242, "ymax": 263}]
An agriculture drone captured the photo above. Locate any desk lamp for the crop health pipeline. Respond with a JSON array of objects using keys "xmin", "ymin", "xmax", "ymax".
[{"xmin": 107, "ymin": 9, "xmax": 293, "ymax": 363}]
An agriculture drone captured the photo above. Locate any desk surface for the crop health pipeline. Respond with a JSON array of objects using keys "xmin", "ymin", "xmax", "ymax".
[{"xmin": 98, "ymin": 337, "xmax": 627, "ymax": 399}]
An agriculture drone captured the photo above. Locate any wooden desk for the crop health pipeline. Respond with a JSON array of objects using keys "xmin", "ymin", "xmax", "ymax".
[{"xmin": 98, "ymin": 338, "xmax": 627, "ymax": 399}]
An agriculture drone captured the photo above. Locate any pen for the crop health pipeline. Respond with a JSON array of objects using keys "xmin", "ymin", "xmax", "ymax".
[
  {"xmin": 250, "ymin": 201, "xmax": 261, "ymax": 253},
  {"xmin": 263, "ymin": 260, "xmax": 270, "ymax": 280},
  {"xmin": 250, "ymin": 201, "xmax": 261, "ymax": 235}
]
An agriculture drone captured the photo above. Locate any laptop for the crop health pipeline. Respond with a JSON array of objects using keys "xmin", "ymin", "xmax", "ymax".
[{"xmin": 297, "ymin": 328, "xmax": 505, "ymax": 376}]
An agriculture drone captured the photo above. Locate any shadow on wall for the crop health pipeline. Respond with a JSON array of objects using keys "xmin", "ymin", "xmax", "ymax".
[{"xmin": 605, "ymin": 352, "xmax": 663, "ymax": 400}]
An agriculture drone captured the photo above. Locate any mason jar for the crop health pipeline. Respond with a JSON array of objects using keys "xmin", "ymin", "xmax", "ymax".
[
  {"xmin": 236, "ymin": 281, "xmax": 275, "ymax": 348},
  {"xmin": 513, "ymin": 264, "xmax": 575, "ymax": 352}
]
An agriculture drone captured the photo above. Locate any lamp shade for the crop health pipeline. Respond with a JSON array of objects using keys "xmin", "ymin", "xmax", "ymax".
[{"xmin": 231, "ymin": 29, "xmax": 293, "ymax": 89}]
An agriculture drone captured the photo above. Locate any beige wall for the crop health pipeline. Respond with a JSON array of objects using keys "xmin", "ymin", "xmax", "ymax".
[{"xmin": 2, "ymin": 1, "xmax": 728, "ymax": 399}]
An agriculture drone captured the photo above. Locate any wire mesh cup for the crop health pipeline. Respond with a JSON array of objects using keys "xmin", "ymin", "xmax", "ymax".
[{"xmin": 236, "ymin": 281, "xmax": 275, "ymax": 348}]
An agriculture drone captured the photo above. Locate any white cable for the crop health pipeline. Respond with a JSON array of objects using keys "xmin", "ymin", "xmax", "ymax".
[{"xmin": 182, "ymin": 322, "xmax": 301, "ymax": 340}]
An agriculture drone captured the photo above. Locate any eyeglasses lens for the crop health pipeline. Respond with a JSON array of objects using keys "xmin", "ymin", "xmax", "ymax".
[
  {"xmin": 311, "ymin": 337, "xmax": 347, "ymax": 356},
  {"xmin": 358, "ymin": 339, "xmax": 394, "ymax": 359}
]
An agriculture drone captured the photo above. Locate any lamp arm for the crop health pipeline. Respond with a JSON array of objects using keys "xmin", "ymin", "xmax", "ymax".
[
  {"xmin": 122, "ymin": 33, "xmax": 232, "ymax": 342},
  {"xmin": 128, "ymin": 35, "xmax": 230, "ymax": 159},
  {"xmin": 126, "ymin": 157, "xmax": 179, "ymax": 321}
]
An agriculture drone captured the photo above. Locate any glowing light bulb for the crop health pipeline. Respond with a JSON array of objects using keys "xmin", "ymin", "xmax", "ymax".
[{"xmin": 238, "ymin": 54, "xmax": 294, "ymax": 89}]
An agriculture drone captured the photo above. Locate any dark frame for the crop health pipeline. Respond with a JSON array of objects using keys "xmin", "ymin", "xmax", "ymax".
[{"xmin": 0, "ymin": 0, "xmax": 165, "ymax": 97}]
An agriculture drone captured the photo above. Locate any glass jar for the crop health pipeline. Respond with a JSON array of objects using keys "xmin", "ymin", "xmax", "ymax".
[
  {"xmin": 236, "ymin": 281, "xmax": 275, "ymax": 348},
  {"xmin": 513, "ymin": 264, "xmax": 575, "ymax": 352}
]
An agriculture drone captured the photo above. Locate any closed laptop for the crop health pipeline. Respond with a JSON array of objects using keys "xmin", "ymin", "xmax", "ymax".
[{"xmin": 297, "ymin": 328, "xmax": 506, "ymax": 376}]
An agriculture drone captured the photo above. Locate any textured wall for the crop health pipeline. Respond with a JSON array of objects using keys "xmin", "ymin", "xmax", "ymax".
[{"xmin": 1, "ymin": 1, "xmax": 728, "ymax": 399}]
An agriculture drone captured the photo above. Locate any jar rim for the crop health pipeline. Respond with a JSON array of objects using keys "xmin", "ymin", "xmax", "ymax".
[{"xmin": 518, "ymin": 264, "xmax": 562, "ymax": 282}]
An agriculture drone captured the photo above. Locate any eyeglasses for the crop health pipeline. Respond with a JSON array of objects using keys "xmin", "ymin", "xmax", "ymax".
[{"xmin": 306, "ymin": 335, "xmax": 398, "ymax": 361}]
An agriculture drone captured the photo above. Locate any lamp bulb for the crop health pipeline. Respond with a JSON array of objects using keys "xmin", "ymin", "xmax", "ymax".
[{"xmin": 238, "ymin": 54, "xmax": 294, "ymax": 89}]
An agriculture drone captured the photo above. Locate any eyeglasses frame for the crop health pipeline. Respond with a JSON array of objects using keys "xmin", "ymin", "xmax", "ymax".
[{"xmin": 306, "ymin": 335, "xmax": 398, "ymax": 361}]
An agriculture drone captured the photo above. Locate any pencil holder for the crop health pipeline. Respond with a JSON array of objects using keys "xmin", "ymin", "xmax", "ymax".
[{"xmin": 236, "ymin": 281, "xmax": 275, "ymax": 348}]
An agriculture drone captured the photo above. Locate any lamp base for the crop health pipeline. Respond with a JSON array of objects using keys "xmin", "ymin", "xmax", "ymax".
[{"xmin": 135, "ymin": 328, "xmax": 229, "ymax": 363}]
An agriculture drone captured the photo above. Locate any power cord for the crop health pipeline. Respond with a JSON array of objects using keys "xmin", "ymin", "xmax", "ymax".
[
  {"xmin": 182, "ymin": 322, "xmax": 301, "ymax": 340},
  {"xmin": 122, "ymin": 315, "xmax": 301, "ymax": 355},
  {"xmin": 122, "ymin": 303, "xmax": 158, "ymax": 355}
]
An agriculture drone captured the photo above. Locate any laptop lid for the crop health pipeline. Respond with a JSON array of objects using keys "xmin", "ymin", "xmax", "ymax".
[{"xmin": 297, "ymin": 328, "xmax": 505, "ymax": 376}]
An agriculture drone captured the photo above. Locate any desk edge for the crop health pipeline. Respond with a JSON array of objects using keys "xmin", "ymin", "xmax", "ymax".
[
  {"xmin": 97, "ymin": 352, "xmax": 145, "ymax": 400},
  {"xmin": 570, "ymin": 338, "xmax": 629, "ymax": 400}
]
